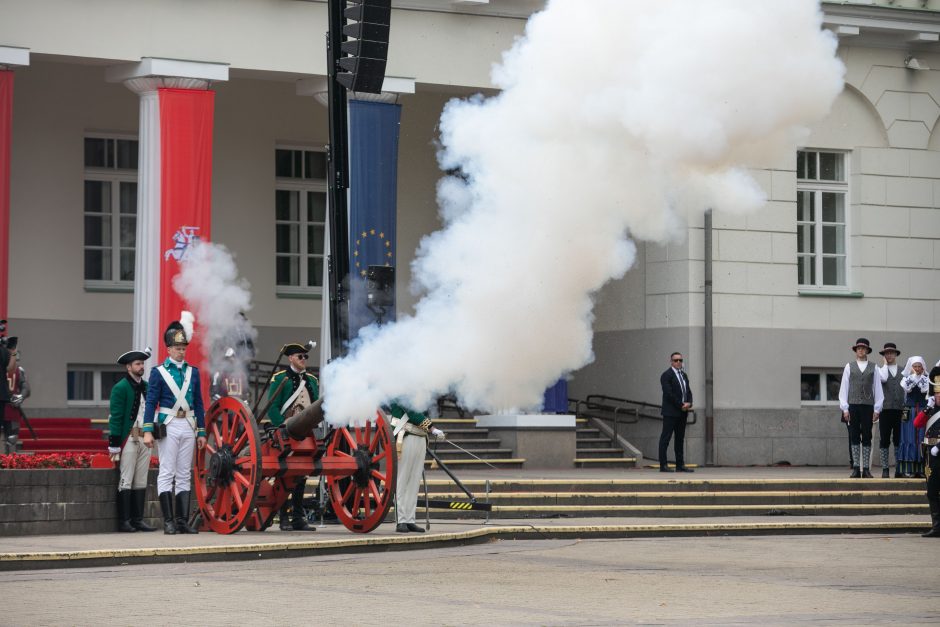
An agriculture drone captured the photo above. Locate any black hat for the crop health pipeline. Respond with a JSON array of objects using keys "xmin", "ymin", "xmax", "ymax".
[
  {"xmin": 164, "ymin": 321, "xmax": 189, "ymax": 347},
  {"xmin": 283, "ymin": 343, "xmax": 309, "ymax": 357},
  {"xmin": 118, "ymin": 347, "xmax": 152, "ymax": 365},
  {"xmin": 4, "ymin": 337, "xmax": 17, "ymax": 351},
  {"xmin": 879, "ymin": 342, "xmax": 900, "ymax": 356},
  {"xmin": 852, "ymin": 338, "xmax": 872, "ymax": 353}
]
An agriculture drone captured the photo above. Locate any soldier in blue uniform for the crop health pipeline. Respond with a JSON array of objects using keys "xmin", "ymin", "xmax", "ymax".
[{"xmin": 143, "ymin": 317, "xmax": 207, "ymax": 534}]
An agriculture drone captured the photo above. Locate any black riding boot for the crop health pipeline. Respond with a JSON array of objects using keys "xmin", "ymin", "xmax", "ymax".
[
  {"xmin": 117, "ymin": 490, "xmax": 136, "ymax": 533},
  {"xmin": 923, "ymin": 497, "xmax": 940, "ymax": 538},
  {"xmin": 174, "ymin": 491, "xmax": 199, "ymax": 534},
  {"xmin": 291, "ymin": 479, "xmax": 312, "ymax": 531},
  {"xmin": 159, "ymin": 491, "xmax": 176, "ymax": 535},
  {"xmin": 130, "ymin": 489, "xmax": 156, "ymax": 532}
]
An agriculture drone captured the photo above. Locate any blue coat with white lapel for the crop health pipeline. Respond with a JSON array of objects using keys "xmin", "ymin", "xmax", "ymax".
[{"xmin": 142, "ymin": 358, "xmax": 206, "ymax": 438}]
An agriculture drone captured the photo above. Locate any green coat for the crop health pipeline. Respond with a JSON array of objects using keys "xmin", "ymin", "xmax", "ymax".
[
  {"xmin": 266, "ymin": 369, "xmax": 319, "ymax": 427},
  {"xmin": 389, "ymin": 403, "xmax": 430, "ymax": 430},
  {"xmin": 108, "ymin": 376, "xmax": 147, "ymax": 448}
]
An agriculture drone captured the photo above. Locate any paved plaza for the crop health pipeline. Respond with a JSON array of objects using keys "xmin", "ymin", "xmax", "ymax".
[{"xmin": 2, "ymin": 534, "xmax": 936, "ymax": 626}]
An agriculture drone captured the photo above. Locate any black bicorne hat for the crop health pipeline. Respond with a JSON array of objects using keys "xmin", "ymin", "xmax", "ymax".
[
  {"xmin": 118, "ymin": 347, "xmax": 152, "ymax": 365},
  {"xmin": 4, "ymin": 337, "xmax": 17, "ymax": 351},
  {"xmin": 164, "ymin": 321, "xmax": 189, "ymax": 347}
]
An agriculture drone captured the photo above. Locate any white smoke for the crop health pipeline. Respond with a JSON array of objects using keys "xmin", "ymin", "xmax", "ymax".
[
  {"xmin": 323, "ymin": 0, "xmax": 845, "ymax": 425},
  {"xmin": 173, "ymin": 241, "xmax": 258, "ymax": 380}
]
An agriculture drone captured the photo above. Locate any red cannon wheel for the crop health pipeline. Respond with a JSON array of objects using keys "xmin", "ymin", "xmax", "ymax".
[
  {"xmin": 194, "ymin": 396, "xmax": 263, "ymax": 534},
  {"xmin": 325, "ymin": 412, "xmax": 396, "ymax": 533}
]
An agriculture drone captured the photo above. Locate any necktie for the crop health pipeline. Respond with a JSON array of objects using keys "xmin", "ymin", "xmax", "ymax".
[{"xmin": 678, "ymin": 372, "xmax": 686, "ymax": 403}]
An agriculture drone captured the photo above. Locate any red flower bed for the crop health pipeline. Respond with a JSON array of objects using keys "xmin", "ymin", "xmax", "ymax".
[{"xmin": 0, "ymin": 452, "xmax": 93, "ymax": 469}]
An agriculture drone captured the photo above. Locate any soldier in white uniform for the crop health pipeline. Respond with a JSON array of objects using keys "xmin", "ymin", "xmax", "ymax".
[{"xmin": 143, "ymin": 317, "xmax": 207, "ymax": 534}]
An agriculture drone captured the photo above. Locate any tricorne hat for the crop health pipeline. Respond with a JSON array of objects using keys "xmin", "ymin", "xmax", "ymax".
[
  {"xmin": 879, "ymin": 342, "xmax": 900, "ymax": 356},
  {"xmin": 283, "ymin": 342, "xmax": 313, "ymax": 357},
  {"xmin": 851, "ymin": 338, "xmax": 872, "ymax": 354},
  {"xmin": 118, "ymin": 346, "xmax": 152, "ymax": 365},
  {"xmin": 4, "ymin": 337, "xmax": 17, "ymax": 351}
]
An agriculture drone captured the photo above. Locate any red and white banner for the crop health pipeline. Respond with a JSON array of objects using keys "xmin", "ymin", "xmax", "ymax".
[
  {"xmin": 0, "ymin": 71, "xmax": 12, "ymax": 323},
  {"xmin": 158, "ymin": 87, "xmax": 214, "ymax": 371}
]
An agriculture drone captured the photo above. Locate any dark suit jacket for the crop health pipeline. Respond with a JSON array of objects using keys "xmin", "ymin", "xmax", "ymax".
[{"xmin": 661, "ymin": 368, "xmax": 691, "ymax": 418}]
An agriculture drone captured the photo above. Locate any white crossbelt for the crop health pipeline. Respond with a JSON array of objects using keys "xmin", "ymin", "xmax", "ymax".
[
  {"xmin": 280, "ymin": 377, "xmax": 307, "ymax": 416},
  {"xmin": 156, "ymin": 364, "xmax": 195, "ymax": 428}
]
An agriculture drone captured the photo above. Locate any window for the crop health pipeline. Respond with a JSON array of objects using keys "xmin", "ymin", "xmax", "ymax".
[
  {"xmin": 67, "ymin": 365, "xmax": 125, "ymax": 406},
  {"xmin": 84, "ymin": 136, "xmax": 138, "ymax": 290},
  {"xmin": 800, "ymin": 369, "xmax": 842, "ymax": 404},
  {"xmin": 797, "ymin": 150, "xmax": 848, "ymax": 289},
  {"xmin": 275, "ymin": 148, "xmax": 327, "ymax": 296}
]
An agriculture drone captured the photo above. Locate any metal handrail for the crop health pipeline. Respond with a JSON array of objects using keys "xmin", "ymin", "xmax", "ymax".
[{"xmin": 571, "ymin": 394, "xmax": 698, "ymax": 426}]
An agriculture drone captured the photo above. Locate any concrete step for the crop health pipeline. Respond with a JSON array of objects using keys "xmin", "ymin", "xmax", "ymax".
[
  {"xmin": 431, "ymin": 448, "xmax": 516, "ymax": 460},
  {"xmin": 422, "ymin": 490, "xmax": 925, "ymax": 507},
  {"xmin": 425, "ymin": 458, "xmax": 526, "ymax": 470},
  {"xmin": 420, "ymin": 477, "xmax": 927, "ymax": 494},
  {"xmin": 436, "ymin": 438, "xmax": 503, "ymax": 450},
  {"xmin": 574, "ymin": 457, "xmax": 638, "ymax": 468},
  {"xmin": 442, "ymin": 428, "xmax": 491, "ymax": 440},
  {"xmin": 576, "ymin": 437, "xmax": 615, "ymax": 448},
  {"xmin": 576, "ymin": 428, "xmax": 602, "ymax": 438},
  {"xmin": 575, "ymin": 448, "xmax": 628, "ymax": 458}
]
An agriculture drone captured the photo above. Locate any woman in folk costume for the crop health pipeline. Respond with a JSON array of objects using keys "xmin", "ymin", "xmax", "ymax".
[
  {"xmin": 142, "ymin": 312, "xmax": 207, "ymax": 534},
  {"xmin": 899, "ymin": 355, "xmax": 929, "ymax": 478}
]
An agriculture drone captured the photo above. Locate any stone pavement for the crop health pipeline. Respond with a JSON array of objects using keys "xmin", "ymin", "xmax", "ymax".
[{"xmin": 0, "ymin": 466, "xmax": 931, "ymax": 572}]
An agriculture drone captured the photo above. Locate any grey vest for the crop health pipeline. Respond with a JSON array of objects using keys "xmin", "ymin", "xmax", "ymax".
[
  {"xmin": 881, "ymin": 366, "xmax": 905, "ymax": 411},
  {"xmin": 847, "ymin": 362, "xmax": 875, "ymax": 405}
]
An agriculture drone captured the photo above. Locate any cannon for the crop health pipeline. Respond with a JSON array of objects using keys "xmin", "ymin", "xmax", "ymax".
[{"xmin": 193, "ymin": 396, "xmax": 396, "ymax": 534}]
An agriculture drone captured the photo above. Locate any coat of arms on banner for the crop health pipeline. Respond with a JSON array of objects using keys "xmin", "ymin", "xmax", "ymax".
[{"xmin": 164, "ymin": 226, "xmax": 201, "ymax": 262}]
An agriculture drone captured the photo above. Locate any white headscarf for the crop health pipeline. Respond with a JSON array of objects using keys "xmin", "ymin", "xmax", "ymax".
[{"xmin": 902, "ymin": 355, "xmax": 926, "ymax": 377}]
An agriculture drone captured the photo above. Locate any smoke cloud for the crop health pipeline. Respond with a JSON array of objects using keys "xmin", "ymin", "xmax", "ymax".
[
  {"xmin": 323, "ymin": 0, "xmax": 845, "ymax": 425},
  {"xmin": 173, "ymin": 241, "xmax": 258, "ymax": 379}
]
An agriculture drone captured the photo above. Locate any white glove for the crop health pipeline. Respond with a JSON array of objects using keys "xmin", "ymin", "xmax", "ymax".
[
  {"xmin": 931, "ymin": 446, "xmax": 938, "ymax": 457},
  {"xmin": 10, "ymin": 394, "xmax": 22, "ymax": 407},
  {"xmin": 108, "ymin": 447, "xmax": 121, "ymax": 462},
  {"xmin": 430, "ymin": 428, "xmax": 445, "ymax": 441}
]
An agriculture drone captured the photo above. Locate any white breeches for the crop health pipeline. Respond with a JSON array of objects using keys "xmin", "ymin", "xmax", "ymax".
[
  {"xmin": 396, "ymin": 433, "xmax": 426, "ymax": 524},
  {"xmin": 156, "ymin": 419, "xmax": 195, "ymax": 494},
  {"xmin": 118, "ymin": 437, "xmax": 152, "ymax": 491}
]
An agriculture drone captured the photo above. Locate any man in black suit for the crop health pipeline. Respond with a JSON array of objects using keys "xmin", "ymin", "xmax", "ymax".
[{"xmin": 659, "ymin": 352, "xmax": 694, "ymax": 473}]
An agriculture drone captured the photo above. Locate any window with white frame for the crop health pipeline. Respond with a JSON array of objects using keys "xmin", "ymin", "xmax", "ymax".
[
  {"xmin": 84, "ymin": 136, "xmax": 138, "ymax": 289},
  {"xmin": 275, "ymin": 147, "xmax": 327, "ymax": 296},
  {"xmin": 67, "ymin": 365, "xmax": 125, "ymax": 406},
  {"xmin": 800, "ymin": 369, "xmax": 842, "ymax": 404},
  {"xmin": 796, "ymin": 150, "xmax": 848, "ymax": 289}
]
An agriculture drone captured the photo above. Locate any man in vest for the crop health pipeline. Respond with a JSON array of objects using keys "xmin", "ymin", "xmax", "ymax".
[
  {"xmin": 838, "ymin": 338, "xmax": 884, "ymax": 478},
  {"xmin": 388, "ymin": 402, "xmax": 445, "ymax": 533},
  {"xmin": 143, "ymin": 316, "xmax": 207, "ymax": 534},
  {"xmin": 877, "ymin": 342, "xmax": 905, "ymax": 478},
  {"xmin": 267, "ymin": 343, "xmax": 318, "ymax": 531},
  {"xmin": 107, "ymin": 347, "xmax": 156, "ymax": 532},
  {"xmin": 913, "ymin": 379, "xmax": 940, "ymax": 537}
]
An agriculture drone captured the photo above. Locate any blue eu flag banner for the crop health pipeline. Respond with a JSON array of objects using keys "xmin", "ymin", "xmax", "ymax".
[{"xmin": 348, "ymin": 99, "xmax": 401, "ymax": 339}]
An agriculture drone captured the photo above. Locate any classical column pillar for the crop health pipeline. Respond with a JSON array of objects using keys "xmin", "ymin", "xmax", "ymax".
[
  {"xmin": 0, "ymin": 46, "xmax": 29, "ymax": 326},
  {"xmin": 106, "ymin": 59, "xmax": 228, "ymax": 371}
]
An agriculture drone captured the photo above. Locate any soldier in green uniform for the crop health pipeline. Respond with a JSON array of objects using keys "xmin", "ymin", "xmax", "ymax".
[
  {"xmin": 389, "ymin": 402, "xmax": 445, "ymax": 533},
  {"xmin": 107, "ymin": 347, "xmax": 156, "ymax": 532},
  {"xmin": 267, "ymin": 343, "xmax": 319, "ymax": 531}
]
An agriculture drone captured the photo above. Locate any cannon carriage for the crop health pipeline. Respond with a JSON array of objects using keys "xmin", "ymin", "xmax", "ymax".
[{"xmin": 193, "ymin": 396, "xmax": 396, "ymax": 534}]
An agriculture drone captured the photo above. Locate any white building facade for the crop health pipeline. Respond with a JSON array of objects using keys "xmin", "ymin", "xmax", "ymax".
[{"xmin": 1, "ymin": 0, "xmax": 938, "ymax": 466}]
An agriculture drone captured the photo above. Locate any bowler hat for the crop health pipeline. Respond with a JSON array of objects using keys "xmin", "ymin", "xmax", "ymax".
[{"xmin": 852, "ymin": 338, "xmax": 872, "ymax": 353}]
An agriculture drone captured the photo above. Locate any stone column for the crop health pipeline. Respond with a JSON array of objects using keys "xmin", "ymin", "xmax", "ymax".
[{"xmin": 106, "ymin": 59, "xmax": 228, "ymax": 368}]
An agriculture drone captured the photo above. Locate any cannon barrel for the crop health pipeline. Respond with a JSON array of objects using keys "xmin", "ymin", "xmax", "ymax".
[{"xmin": 284, "ymin": 397, "xmax": 325, "ymax": 440}]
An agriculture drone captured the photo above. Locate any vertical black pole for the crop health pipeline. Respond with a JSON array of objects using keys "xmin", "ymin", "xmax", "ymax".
[{"xmin": 326, "ymin": 0, "xmax": 350, "ymax": 360}]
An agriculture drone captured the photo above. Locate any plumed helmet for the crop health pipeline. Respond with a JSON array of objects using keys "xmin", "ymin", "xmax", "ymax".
[{"xmin": 164, "ymin": 321, "xmax": 189, "ymax": 347}]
